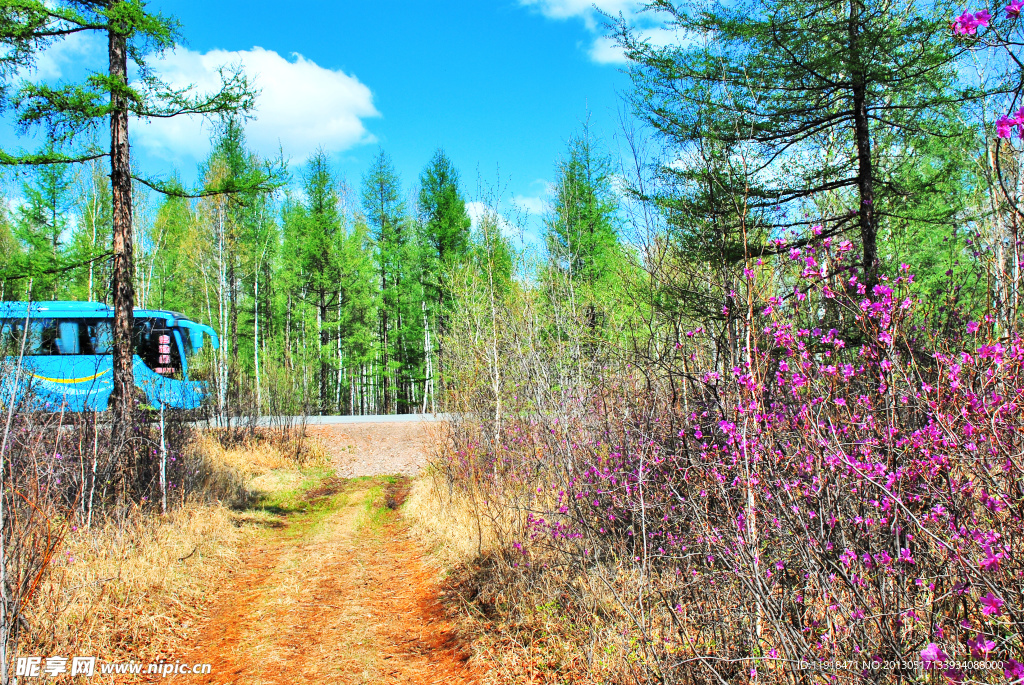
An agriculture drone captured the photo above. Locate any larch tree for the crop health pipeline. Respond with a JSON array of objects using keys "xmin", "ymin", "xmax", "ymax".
[
  {"xmin": 0, "ymin": 206, "xmax": 17, "ymax": 300},
  {"xmin": 12, "ymin": 159, "xmax": 76, "ymax": 300},
  {"xmin": 544, "ymin": 129, "xmax": 621, "ymax": 332},
  {"xmin": 203, "ymin": 118, "xmax": 267, "ymax": 410},
  {"xmin": 418, "ymin": 149, "xmax": 471, "ymax": 319},
  {"xmin": 616, "ymin": 0, "xmax": 975, "ymax": 287},
  {"xmin": 417, "ymin": 149, "xmax": 470, "ymax": 405},
  {"xmin": 297, "ymin": 150, "xmax": 343, "ymax": 414},
  {"xmin": 0, "ymin": 0, "xmax": 257, "ymax": 443},
  {"xmin": 362, "ymin": 150, "xmax": 407, "ymax": 413}
]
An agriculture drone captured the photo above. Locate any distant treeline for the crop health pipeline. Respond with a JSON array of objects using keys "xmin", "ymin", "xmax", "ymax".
[{"xmin": 0, "ymin": 119, "xmax": 625, "ymax": 417}]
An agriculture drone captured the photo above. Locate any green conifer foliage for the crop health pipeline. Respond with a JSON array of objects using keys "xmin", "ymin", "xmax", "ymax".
[{"xmin": 616, "ymin": 0, "xmax": 974, "ymax": 286}]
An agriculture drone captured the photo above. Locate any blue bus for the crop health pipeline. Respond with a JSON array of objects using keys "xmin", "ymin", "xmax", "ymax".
[{"xmin": 0, "ymin": 301, "xmax": 219, "ymax": 412}]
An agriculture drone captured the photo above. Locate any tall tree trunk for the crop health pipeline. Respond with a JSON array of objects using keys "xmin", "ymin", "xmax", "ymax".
[
  {"xmin": 850, "ymin": 0, "xmax": 877, "ymax": 286},
  {"xmin": 254, "ymin": 273, "xmax": 261, "ymax": 412},
  {"xmin": 217, "ymin": 207, "xmax": 227, "ymax": 418},
  {"xmin": 285, "ymin": 291, "xmax": 292, "ymax": 370},
  {"xmin": 318, "ymin": 291, "xmax": 327, "ymax": 414},
  {"xmin": 88, "ymin": 173, "xmax": 98, "ymax": 301},
  {"xmin": 108, "ymin": 23, "xmax": 135, "ymax": 484},
  {"xmin": 381, "ymin": 278, "xmax": 390, "ymax": 414},
  {"xmin": 229, "ymin": 246, "xmax": 238, "ymax": 410},
  {"xmin": 336, "ymin": 294, "xmax": 343, "ymax": 413}
]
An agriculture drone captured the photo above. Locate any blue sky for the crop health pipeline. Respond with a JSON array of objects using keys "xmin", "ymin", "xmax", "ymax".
[
  {"xmin": 3, "ymin": 0, "xmax": 676, "ymax": 245},
  {"xmin": 162, "ymin": 0, "xmax": 647, "ymax": 240}
]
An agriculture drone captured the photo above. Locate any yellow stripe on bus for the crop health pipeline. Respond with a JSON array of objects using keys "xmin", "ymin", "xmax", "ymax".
[{"xmin": 29, "ymin": 369, "xmax": 110, "ymax": 384}]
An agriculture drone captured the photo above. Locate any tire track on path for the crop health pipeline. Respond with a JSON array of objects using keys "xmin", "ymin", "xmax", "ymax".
[{"xmin": 173, "ymin": 479, "xmax": 478, "ymax": 685}]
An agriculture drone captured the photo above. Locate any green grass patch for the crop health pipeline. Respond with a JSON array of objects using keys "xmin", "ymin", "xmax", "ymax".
[
  {"xmin": 358, "ymin": 475, "xmax": 401, "ymax": 531},
  {"xmin": 253, "ymin": 466, "xmax": 335, "ymax": 515},
  {"xmin": 230, "ymin": 466, "xmax": 407, "ymax": 544}
]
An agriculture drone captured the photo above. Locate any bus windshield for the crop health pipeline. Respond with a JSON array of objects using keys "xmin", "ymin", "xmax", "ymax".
[{"xmin": 133, "ymin": 318, "xmax": 182, "ymax": 377}]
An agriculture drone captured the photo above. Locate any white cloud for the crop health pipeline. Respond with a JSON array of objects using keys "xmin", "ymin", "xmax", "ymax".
[
  {"xmin": 520, "ymin": 0, "xmax": 641, "ymax": 25},
  {"xmin": 519, "ymin": 0, "xmax": 677, "ymax": 65},
  {"xmin": 511, "ymin": 194, "xmax": 546, "ymax": 217},
  {"xmin": 14, "ymin": 38, "xmax": 380, "ymax": 166},
  {"xmin": 28, "ymin": 32, "xmax": 103, "ymax": 80},
  {"xmin": 466, "ymin": 201, "xmax": 509, "ymax": 234},
  {"xmin": 588, "ymin": 35, "xmax": 628, "ymax": 64},
  {"xmin": 467, "ymin": 200, "xmax": 523, "ymax": 240},
  {"xmin": 467, "ymin": 200, "xmax": 546, "ymax": 250},
  {"xmin": 511, "ymin": 178, "xmax": 554, "ymax": 220},
  {"xmin": 519, "ymin": 0, "xmax": 638, "ymax": 54},
  {"xmin": 137, "ymin": 47, "xmax": 379, "ymax": 165}
]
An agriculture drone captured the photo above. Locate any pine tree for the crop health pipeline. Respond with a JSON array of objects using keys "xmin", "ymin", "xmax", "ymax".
[
  {"xmin": 336, "ymin": 216, "xmax": 377, "ymax": 414},
  {"xmin": 362, "ymin": 150, "xmax": 409, "ymax": 413},
  {"xmin": 544, "ymin": 130, "xmax": 621, "ymax": 331},
  {"xmin": 146, "ymin": 191, "xmax": 193, "ymax": 311},
  {"xmin": 0, "ymin": 196, "xmax": 20, "ymax": 301},
  {"xmin": 418, "ymin": 149, "xmax": 471, "ymax": 316},
  {"xmin": 0, "ymin": 0, "xmax": 258, "ymax": 436},
  {"xmin": 11, "ymin": 159, "xmax": 76, "ymax": 300},
  {"xmin": 616, "ymin": 0, "xmax": 974, "ymax": 286},
  {"xmin": 298, "ymin": 150, "xmax": 343, "ymax": 414}
]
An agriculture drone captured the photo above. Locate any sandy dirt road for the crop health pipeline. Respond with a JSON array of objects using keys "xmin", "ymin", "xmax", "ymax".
[
  {"xmin": 167, "ymin": 422, "xmax": 478, "ymax": 685},
  {"xmin": 304, "ymin": 420, "xmax": 442, "ymax": 477}
]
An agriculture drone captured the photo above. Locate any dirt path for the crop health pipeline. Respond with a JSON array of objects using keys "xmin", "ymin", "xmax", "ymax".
[{"xmin": 173, "ymin": 478, "xmax": 478, "ymax": 685}]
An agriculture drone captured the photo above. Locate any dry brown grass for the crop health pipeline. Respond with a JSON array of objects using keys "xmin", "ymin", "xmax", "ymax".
[
  {"xmin": 16, "ymin": 428, "xmax": 326, "ymax": 677},
  {"xmin": 191, "ymin": 430, "xmax": 329, "ymax": 481},
  {"xmin": 404, "ymin": 469, "xmax": 643, "ymax": 685},
  {"xmin": 404, "ymin": 470, "xmax": 497, "ymax": 568},
  {"xmin": 24, "ymin": 501, "xmax": 241, "ymax": 667}
]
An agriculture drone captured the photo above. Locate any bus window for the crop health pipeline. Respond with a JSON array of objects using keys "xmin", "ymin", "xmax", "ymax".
[
  {"xmin": 86, "ymin": 321, "xmax": 113, "ymax": 354},
  {"xmin": 177, "ymin": 326, "xmax": 192, "ymax": 356},
  {"xmin": 0, "ymin": 320, "xmax": 87, "ymax": 356},
  {"xmin": 0, "ymin": 320, "xmax": 11, "ymax": 355},
  {"xmin": 35, "ymin": 320, "xmax": 58, "ymax": 355},
  {"xmin": 179, "ymin": 327, "xmax": 214, "ymax": 381},
  {"xmin": 1, "ymin": 319, "xmax": 57, "ymax": 355},
  {"xmin": 55, "ymin": 322, "xmax": 80, "ymax": 355}
]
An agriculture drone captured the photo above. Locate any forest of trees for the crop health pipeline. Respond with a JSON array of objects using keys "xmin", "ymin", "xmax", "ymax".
[
  {"xmin": 0, "ymin": 122, "xmax": 494, "ymax": 415},
  {"xmin": 0, "ymin": 0, "xmax": 1019, "ymax": 424}
]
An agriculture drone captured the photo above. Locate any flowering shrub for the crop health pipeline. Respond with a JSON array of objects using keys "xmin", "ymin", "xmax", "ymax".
[
  {"xmin": 440, "ymin": 237, "xmax": 1024, "ymax": 683},
  {"xmin": 954, "ymin": 9, "xmax": 992, "ymax": 35},
  {"xmin": 958, "ymin": 2, "xmax": 1024, "ymax": 141}
]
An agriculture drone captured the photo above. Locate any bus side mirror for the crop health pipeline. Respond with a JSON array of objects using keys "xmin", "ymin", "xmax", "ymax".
[{"xmin": 180, "ymin": 322, "xmax": 219, "ymax": 353}]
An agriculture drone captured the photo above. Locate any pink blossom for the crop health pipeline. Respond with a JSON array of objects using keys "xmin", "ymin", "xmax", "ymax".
[
  {"xmin": 998, "ymin": 116, "xmax": 1016, "ymax": 138},
  {"xmin": 980, "ymin": 592, "xmax": 1005, "ymax": 616},
  {"xmin": 954, "ymin": 10, "xmax": 988, "ymax": 34},
  {"xmin": 921, "ymin": 643, "xmax": 948, "ymax": 666},
  {"xmin": 1007, "ymin": 0, "xmax": 1024, "ymax": 16},
  {"xmin": 980, "ymin": 546, "xmax": 1005, "ymax": 570},
  {"xmin": 968, "ymin": 634, "xmax": 995, "ymax": 656},
  {"xmin": 1005, "ymin": 660, "xmax": 1024, "ymax": 680}
]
